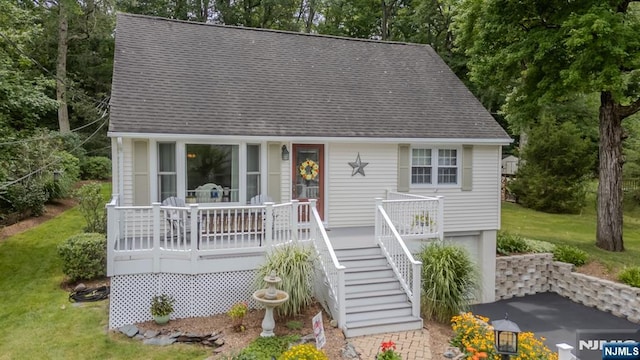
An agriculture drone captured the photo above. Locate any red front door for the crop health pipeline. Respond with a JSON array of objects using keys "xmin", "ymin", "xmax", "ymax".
[{"xmin": 292, "ymin": 144, "xmax": 324, "ymax": 220}]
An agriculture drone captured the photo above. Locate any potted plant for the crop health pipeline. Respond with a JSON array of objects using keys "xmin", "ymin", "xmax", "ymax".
[{"xmin": 150, "ymin": 294, "xmax": 175, "ymax": 324}]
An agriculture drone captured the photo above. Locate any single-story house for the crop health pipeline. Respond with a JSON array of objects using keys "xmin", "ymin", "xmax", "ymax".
[{"xmin": 106, "ymin": 13, "xmax": 512, "ymax": 337}]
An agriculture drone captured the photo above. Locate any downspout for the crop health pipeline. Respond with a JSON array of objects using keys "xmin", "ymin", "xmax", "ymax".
[{"xmin": 117, "ymin": 137, "xmax": 124, "ymax": 202}]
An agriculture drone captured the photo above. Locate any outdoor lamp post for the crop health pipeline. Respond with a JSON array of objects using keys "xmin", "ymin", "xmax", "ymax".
[{"xmin": 492, "ymin": 314, "xmax": 521, "ymax": 360}]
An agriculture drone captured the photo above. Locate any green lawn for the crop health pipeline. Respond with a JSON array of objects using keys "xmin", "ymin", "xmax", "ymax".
[
  {"xmin": 0, "ymin": 205, "xmax": 207, "ymax": 359},
  {"xmin": 501, "ymin": 199, "xmax": 640, "ymax": 272}
]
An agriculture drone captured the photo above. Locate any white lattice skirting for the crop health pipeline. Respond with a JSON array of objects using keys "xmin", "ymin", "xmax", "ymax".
[{"xmin": 109, "ymin": 270, "xmax": 259, "ymax": 328}]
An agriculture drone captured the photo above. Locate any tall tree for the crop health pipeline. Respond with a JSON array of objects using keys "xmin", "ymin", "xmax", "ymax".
[{"xmin": 456, "ymin": 0, "xmax": 640, "ymax": 251}]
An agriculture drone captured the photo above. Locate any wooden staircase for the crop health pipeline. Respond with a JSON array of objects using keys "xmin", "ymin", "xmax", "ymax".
[{"xmin": 335, "ymin": 245, "xmax": 423, "ymax": 337}]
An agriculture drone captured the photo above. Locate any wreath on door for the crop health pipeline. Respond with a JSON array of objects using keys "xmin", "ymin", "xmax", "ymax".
[{"xmin": 299, "ymin": 159, "xmax": 319, "ymax": 181}]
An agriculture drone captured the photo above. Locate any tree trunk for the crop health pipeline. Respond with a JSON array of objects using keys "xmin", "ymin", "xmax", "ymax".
[
  {"xmin": 57, "ymin": 2, "xmax": 70, "ymax": 133},
  {"xmin": 381, "ymin": 0, "xmax": 389, "ymax": 40},
  {"xmin": 596, "ymin": 91, "xmax": 624, "ymax": 251}
]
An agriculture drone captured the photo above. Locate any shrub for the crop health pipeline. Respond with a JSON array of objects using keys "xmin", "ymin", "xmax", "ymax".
[
  {"xmin": 57, "ymin": 233, "xmax": 107, "ymax": 282},
  {"xmin": 509, "ymin": 120, "xmax": 593, "ymax": 214},
  {"xmin": 278, "ymin": 344, "xmax": 328, "ymax": 360},
  {"xmin": 74, "ymin": 182, "xmax": 106, "ymax": 233},
  {"xmin": 5, "ymin": 180, "xmax": 48, "ymax": 216},
  {"xmin": 236, "ymin": 335, "xmax": 300, "ymax": 359},
  {"xmin": 418, "ymin": 243, "xmax": 478, "ymax": 323},
  {"xmin": 257, "ymin": 244, "xmax": 315, "ymax": 317},
  {"xmin": 45, "ymin": 151, "xmax": 80, "ymax": 200},
  {"xmin": 451, "ymin": 312, "xmax": 558, "ymax": 360},
  {"xmin": 496, "ymin": 231, "xmax": 530, "ymax": 255},
  {"xmin": 81, "ymin": 156, "xmax": 111, "ymax": 180},
  {"xmin": 552, "ymin": 244, "xmax": 588, "ymax": 266},
  {"xmin": 523, "ymin": 238, "xmax": 556, "ymax": 253},
  {"xmin": 286, "ymin": 320, "xmax": 303, "ymax": 330},
  {"xmin": 618, "ymin": 267, "xmax": 640, "ymax": 288}
]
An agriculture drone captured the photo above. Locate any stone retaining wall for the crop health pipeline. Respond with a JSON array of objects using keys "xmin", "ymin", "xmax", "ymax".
[{"xmin": 495, "ymin": 254, "xmax": 640, "ymax": 324}]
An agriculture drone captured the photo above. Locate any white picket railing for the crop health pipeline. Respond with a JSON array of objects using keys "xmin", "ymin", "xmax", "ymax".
[
  {"xmin": 374, "ymin": 198, "xmax": 422, "ymax": 318},
  {"xmin": 308, "ymin": 199, "xmax": 346, "ymax": 328},
  {"xmin": 106, "ymin": 196, "xmax": 313, "ymax": 275},
  {"xmin": 384, "ymin": 191, "xmax": 444, "ymax": 241}
]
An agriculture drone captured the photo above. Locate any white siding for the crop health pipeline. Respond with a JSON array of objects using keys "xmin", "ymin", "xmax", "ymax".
[
  {"xmin": 327, "ymin": 143, "xmax": 397, "ymax": 228},
  {"xmin": 122, "ymin": 138, "xmax": 134, "ymax": 206},
  {"xmin": 280, "ymin": 143, "xmax": 291, "ymax": 204},
  {"xmin": 411, "ymin": 145, "xmax": 501, "ymax": 232}
]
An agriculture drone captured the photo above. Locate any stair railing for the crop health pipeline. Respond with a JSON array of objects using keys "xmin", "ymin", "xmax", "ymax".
[
  {"xmin": 308, "ymin": 200, "xmax": 346, "ymax": 328},
  {"xmin": 374, "ymin": 198, "xmax": 422, "ymax": 318}
]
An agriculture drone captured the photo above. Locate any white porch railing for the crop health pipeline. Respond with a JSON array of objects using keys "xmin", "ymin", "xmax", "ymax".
[
  {"xmin": 307, "ymin": 200, "xmax": 346, "ymax": 328},
  {"xmin": 384, "ymin": 191, "xmax": 444, "ymax": 241},
  {"xmin": 374, "ymin": 198, "xmax": 423, "ymax": 318},
  {"xmin": 106, "ymin": 196, "xmax": 312, "ymax": 276}
]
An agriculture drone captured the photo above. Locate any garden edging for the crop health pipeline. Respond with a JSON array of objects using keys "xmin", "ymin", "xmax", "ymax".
[{"xmin": 495, "ymin": 253, "xmax": 640, "ymax": 323}]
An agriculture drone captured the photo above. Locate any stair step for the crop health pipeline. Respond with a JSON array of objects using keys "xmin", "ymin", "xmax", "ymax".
[
  {"xmin": 335, "ymin": 246, "xmax": 381, "ymax": 258},
  {"xmin": 343, "ymin": 265, "xmax": 394, "ymax": 280},
  {"xmin": 344, "ymin": 316, "xmax": 423, "ymax": 338},
  {"xmin": 345, "ymin": 290, "xmax": 408, "ymax": 307},
  {"xmin": 340, "ymin": 257, "xmax": 388, "ymax": 268},
  {"xmin": 346, "ymin": 278, "xmax": 400, "ymax": 293},
  {"xmin": 346, "ymin": 302, "xmax": 413, "ymax": 322}
]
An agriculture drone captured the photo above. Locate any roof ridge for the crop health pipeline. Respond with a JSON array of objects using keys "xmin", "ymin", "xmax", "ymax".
[{"xmin": 117, "ymin": 12, "xmax": 433, "ymax": 50}]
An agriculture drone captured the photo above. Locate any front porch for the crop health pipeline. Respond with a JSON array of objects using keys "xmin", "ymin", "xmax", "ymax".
[{"xmin": 106, "ymin": 192, "xmax": 444, "ymax": 336}]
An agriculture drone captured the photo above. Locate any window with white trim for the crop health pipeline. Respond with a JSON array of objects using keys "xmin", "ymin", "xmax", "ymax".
[
  {"xmin": 158, "ymin": 142, "xmax": 177, "ymax": 201},
  {"xmin": 411, "ymin": 147, "xmax": 458, "ymax": 185}
]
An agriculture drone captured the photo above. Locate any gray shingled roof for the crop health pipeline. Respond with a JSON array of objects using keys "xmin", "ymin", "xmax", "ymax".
[{"xmin": 109, "ymin": 13, "xmax": 510, "ymax": 140}]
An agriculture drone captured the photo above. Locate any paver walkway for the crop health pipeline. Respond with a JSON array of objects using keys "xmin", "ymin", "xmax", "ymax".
[{"xmin": 349, "ymin": 328, "xmax": 432, "ymax": 360}]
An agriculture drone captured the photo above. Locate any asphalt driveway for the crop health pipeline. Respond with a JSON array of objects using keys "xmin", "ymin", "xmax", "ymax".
[{"xmin": 471, "ymin": 292, "xmax": 639, "ymax": 351}]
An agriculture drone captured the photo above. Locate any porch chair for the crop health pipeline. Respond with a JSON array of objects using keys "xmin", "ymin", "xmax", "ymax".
[
  {"xmin": 161, "ymin": 196, "xmax": 188, "ymax": 234},
  {"xmin": 195, "ymin": 183, "xmax": 224, "ymax": 203},
  {"xmin": 250, "ymin": 194, "xmax": 272, "ymax": 205}
]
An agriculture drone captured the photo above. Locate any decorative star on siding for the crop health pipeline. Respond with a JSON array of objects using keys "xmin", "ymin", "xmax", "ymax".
[{"xmin": 348, "ymin": 153, "xmax": 369, "ymax": 177}]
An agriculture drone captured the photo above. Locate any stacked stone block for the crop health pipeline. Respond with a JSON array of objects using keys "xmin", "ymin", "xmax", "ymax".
[
  {"xmin": 495, "ymin": 253, "xmax": 552, "ymax": 300},
  {"xmin": 495, "ymin": 254, "xmax": 640, "ymax": 324}
]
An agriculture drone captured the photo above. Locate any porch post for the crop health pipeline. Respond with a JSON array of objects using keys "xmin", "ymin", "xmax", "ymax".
[
  {"xmin": 436, "ymin": 196, "xmax": 444, "ymax": 241},
  {"xmin": 106, "ymin": 199, "xmax": 117, "ymax": 276},
  {"xmin": 152, "ymin": 202, "xmax": 161, "ymax": 273},
  {"xmin": 309, "ymin": 199, "xmax": 317, "ymax": 242},
  {"xmin": 411, "ymin": 262, "xmax": 421, "ymax": 317},
  {"xmin": 264, "ymin": 202, "xmax": 274, "ymax": 249},
  {"xmin": 291, "ymin": 200, "xmax": 299, "ymax": 243},
  {"xmin": 189, "ymin": 204, "xmax": 198, "ymax": 273},
  {"xmin": 374, "ymin": 198, "xmax": 383, "ymax": 244}
]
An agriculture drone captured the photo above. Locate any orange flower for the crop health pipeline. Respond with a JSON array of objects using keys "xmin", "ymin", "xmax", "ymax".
[{"xmin": 380, "ymin": 341, "xmax": 396, "ymax": 352}]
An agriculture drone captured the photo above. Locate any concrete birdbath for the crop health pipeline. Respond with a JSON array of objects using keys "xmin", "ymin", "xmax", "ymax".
[{"xmin": 252, "ymin": 270, "xmax": 289, "ymax": 337}]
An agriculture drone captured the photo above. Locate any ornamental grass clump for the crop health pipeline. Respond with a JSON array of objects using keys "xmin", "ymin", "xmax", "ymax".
[
  {"xmin": 278, "ymin": 344, "xmax": 328, "ymax": 360},
  {"xmin": 419, "ymin": 243, "xmax": 478, "ymax": 323},
  {"xmin": 451, "ymin": 312, "xmax": 558, "ymax": 360},
  {"xmin": 257, "ymin": 244, "xmax": 315, "ymax": 317}
]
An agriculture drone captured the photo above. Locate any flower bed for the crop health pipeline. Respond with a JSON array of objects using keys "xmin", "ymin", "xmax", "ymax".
[{"xmin": 451, "ymin": 312, "xmax": 558, "ymax": 360}]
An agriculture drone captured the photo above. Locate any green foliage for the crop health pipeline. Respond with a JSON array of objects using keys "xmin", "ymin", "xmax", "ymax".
[
  {"xmin": 523, "ymin": 238, "xmax": 556, "ymax": 253},
  {"xmin": 285, "ymin": 320, "xmax": 303, "ymax": 330},
  {"xmin": 234, "ymin": 335, "xmax": 300, "ymax": 360},
  {"xmin": 496, "ymin": 231, "xmax": 530, "ymax": 255},
  {"xmin": 4, "ymin": 180, "xmax": 48, "ymax": 216},
  {"xmin": 509, "ymin": 120, "xmax": 593, "ymax": 214},
  {"xmin": 57, "ymin": 233, "xmax": 106, "ymax": 282},
  {"xmin": 80, "ymin": 156, "xmax": 111, "ymax": 180},
  {"xmin": 279, "ymin": 344, "xmax": 329, "ymax": 360},
  {"xmin": 418, "ymin": 243, "xmax": 478, "ymax": 323},
  {"xmin": 74, "ymin": 182, "xmax": 106, "ymax": 233},
  {"xmin": 552, "ymin": 245, "xmax": 588, "ymax": 266},
  {"xmin": 618, "ymin": 267, "xmax": 640, "ymax": 288},
  {"xmin": 45, "ymin": 151, "xmax": 80, "ymax": 200},
  {"xmin": 257, "ymin": 244, "xmax": 315, "ymax": 317},
  {"xmin": 150, "ymin": 294, "xmax": 175, "ymax": 317}
]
